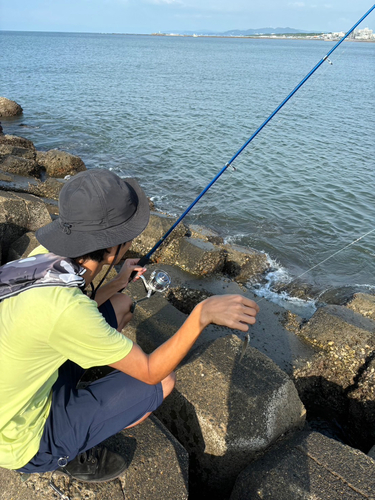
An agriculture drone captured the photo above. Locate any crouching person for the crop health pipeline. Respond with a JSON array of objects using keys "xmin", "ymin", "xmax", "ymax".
[{"xmin": 0, "ymin": 169, "xmax": 259, "ymax": 482}]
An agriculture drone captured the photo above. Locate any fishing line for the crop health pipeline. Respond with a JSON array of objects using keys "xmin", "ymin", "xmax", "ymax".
[
  {"xmin": 254, "ymin": 227, "xmax": 375, "ymax": 306},
  {"xmin": 129, "ymin": 4, "xmax": 375, "ymax": 280}
]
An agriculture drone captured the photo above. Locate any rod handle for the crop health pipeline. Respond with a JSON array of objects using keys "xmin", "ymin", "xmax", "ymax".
[{"xmin": 129, "ymin": 255, "xmax": 150, "ymax": 283}]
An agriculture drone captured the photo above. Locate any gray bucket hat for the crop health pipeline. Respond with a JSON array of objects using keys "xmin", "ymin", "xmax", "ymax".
[{"xmin": 36, "ymin": 169, "xmax": 150, "ymax": 258}]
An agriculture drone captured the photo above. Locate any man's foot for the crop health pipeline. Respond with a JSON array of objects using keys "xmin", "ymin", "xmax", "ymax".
[{"xmin": 57, "ymin": 446, "xmax": 127, "ymax": 483}]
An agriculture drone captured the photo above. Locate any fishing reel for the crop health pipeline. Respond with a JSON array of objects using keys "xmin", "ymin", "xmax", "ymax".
[{"xmin": 130, "ymin": 269, "xmax": 171, "ymax": 313}]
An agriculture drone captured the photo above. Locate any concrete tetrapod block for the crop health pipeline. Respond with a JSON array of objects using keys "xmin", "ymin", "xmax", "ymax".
[
  {"xmin": 7, "ymin": 231, "xmax": 40, "ymax": 261},
  {"xmin": 230, "ymin": 430, "xmax": 375, "ymax": 500},
  {"xmin": 105, "ymin": 415, "xmax": 189, "ymax": 500},
  {"xmin": 293, "ymin": 304, "xmax": 375, "ymax": 449},
  {"xmin": 154, "ymin": 334, "xmax": 306, "ymax": 499},
  {"xmin": 0, "ymin": 416, "xmax": 188, "ymax": 500},
  {"xmin": 131, "ymin": 212, "xmax": 188, "ymax": 261},
  {"xmin": 0, "ymin": 190, "xmax": 52, "ymax": 260},
  {"xmin": 160, "ymin": 236, "xmax": 226, "ymax": 276},
  {"xmin": 347, "ymin": 292, "xmax": 375, "ymax": 321},
  {"xmin": 294, "ymin": 303, "xmax": 375, "ymax": 393}
]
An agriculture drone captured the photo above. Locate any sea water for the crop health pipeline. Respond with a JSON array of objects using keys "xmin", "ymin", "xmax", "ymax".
[{"xmin": 1, "ymin": 31, "xmax": 374, "ymax": 311}]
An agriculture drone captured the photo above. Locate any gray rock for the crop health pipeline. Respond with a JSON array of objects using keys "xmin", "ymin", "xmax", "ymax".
[
  {"xmin": 126, "ymin": 268, "xmax": 316, "ymax": 376},
  {"xmin": 0, "ymin": 191, "xmax": 51, "ymax": 261},
  {"xmin": 105, "ymin": 415, "xmax": 189, "ymax": 500},
  {"xmin": 7, "ymin": 232, "xmax": 40, "ymax": 262},
  {"xmin": 0, "ymin": 97, "xmax": 23, "ymax": 117},
  {"xmin": 131, "ymin": 212, "xmax": 188, "ymax": 260},
  {"xmin": 155, "ymin": 334, "xmax": 305, "ymax": 499},
  {"xmin": 346, "ymin": 292, "xmax": 375, "ymax": 321},
  {"xmin": 293, "ymin": 304, "xmax": 375, "ymax": 450},
  {"xmin": 188, "ymin": 223, "xmax": 224, "ymax": 244},
  {"xmin": 0, "ymin": 155, "xmax": 39, "ymax": 177},
  {"xmin": 0, "ymin": 170, "xmax": 64, "ymax": 202},
  {"xmin": 36, "ymin": 149, "xmax": 86, "ymax": 178},
  {"xmin": 0, "ymin": 134, "xmax": 39, "ymax": 178},
  {"xmin": 0, "ymin": 134, "xmax": 36, "ymax": 151},
  {"xmin": 27, "ymin": 177, "xmax": 65, "ymax": 201},
  {"xmin": 295, "ymin": 304, "xmax": 375, "ymax": 388},
  {"xmin": 161, "ymin": 236, "xmax": 226, "ymax": 275},
  {"xmin": 222, "ymin": 243, "xmax": 269, "ymax": 284},
  {"xmin": 133, "ymin": 217, "xmax": 267, "ymax": 281},
  {"xmin": 166, "ymin": 285, "xmax": 212, "ymax": 314},
  {"xmin": 0, "ymin": 145, "xmax": 36, "ymax": 160},
  {"xmin": 230, "ymin": 430, "xmax": 375, "ymax": 500}
]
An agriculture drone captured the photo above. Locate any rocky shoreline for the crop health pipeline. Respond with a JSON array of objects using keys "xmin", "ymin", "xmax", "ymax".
[{"xmin": 1, "ymin": 98, "xmax": 375, "ymax": 499}]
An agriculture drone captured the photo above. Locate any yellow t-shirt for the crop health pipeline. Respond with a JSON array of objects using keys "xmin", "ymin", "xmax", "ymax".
[{"xmin": 0, "ymin": 250, "xmax": 133, "ymax": 470}]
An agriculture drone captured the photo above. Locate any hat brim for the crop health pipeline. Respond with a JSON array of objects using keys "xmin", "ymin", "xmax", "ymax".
[{"xmin": 36, "ymin": 177, "xmax": 150, "ymax": 258}]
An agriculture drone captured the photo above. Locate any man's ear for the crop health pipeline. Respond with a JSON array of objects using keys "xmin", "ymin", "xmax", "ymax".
[
  {"xmin": 105, "ymin": 244, "xmax": 124, "ymax": 264},
  {"xmin": 106, "ymin": 245, "xmax": 120, "ymax": 255}
]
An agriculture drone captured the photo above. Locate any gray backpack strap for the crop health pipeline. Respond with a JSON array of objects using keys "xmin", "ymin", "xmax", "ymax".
[{"xmin": 0, "ymin": 253, "xmax": 86, "ymax": 301}]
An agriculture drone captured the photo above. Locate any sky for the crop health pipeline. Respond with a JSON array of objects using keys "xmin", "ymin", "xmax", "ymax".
[{"xmin": 0, "ymin": 0, "xmax": 374, "ymax": 34}]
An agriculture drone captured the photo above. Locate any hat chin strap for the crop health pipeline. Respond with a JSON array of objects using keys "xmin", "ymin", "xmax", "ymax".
[{"xmin": 90, "ymin": 244, "xmax": 122, "ymax": 301}]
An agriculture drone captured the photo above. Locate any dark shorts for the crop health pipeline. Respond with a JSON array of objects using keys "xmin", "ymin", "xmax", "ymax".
[{"xmin": 17, "ymin": 299, "xmax": 164, "ymax": 473}]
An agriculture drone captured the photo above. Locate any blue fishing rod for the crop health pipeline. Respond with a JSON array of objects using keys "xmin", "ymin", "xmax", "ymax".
[{"xmin": 131, "ymin": 4, "xmax": 375, "ymax": 276}]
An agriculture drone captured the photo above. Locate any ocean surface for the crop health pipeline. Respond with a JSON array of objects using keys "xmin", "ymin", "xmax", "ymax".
[{"xmin": 1, "ymin": 31, "xmax": 374, "ymax": 313}]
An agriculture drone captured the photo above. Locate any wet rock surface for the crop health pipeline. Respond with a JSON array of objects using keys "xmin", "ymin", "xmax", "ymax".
[
  {"xmin": 222, "ymin": 243, "xmax": 269, "ymax": 285},
  {"xmin": 166, "ymin": 286, "xmax": 212, "ymax": 314}
]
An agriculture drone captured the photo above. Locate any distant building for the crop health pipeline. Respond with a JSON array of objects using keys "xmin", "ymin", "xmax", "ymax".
[
  {"xmin": 324, "ymin": 31, "xmax": 345, "ymax": 40},
  {"xmin": 323, "ymin": 27, "xmax": 374, "ymax": 41},
  {"xmin": 354, "ymin": 27, "xmax": 374, "ymax": 40}
]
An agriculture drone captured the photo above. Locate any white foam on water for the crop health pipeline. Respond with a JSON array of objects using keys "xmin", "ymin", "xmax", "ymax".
[
  {"xmin": 223, "ymin": 234, "xmax": 247, "ymax": 245},
  {"xmin": 250, "ymin": 254, "xmax": 318, "ymax": 318}
]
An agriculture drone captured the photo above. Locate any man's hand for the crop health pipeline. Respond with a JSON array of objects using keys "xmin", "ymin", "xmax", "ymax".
[
  {"xmin": 197, "ymin": 294, "xmax": 259, "ymax": 331},
  {"xmin": 117, "ymin": 258, "xmax": 147, "ymax": 288}
]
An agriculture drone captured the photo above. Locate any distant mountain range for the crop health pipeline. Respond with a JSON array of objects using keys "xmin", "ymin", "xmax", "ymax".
[{"xmin": 168, "ymin": 27, "xmax": 321, "ymax": 36}]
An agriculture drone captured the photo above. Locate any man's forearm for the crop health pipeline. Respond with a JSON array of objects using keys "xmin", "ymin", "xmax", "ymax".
[
  {"xmin": 146, "ymin": 302, "xmax": 206, "ymax": 382},
  {"xmin": 109, "ymin": 295, "xmax": 259, "ymax": 385},
  {"xmin": 93, "ymin": 275, "xmax": 128, "ymax": 306},
  {"xmin": 110, "ymin": 301, "xmax": 207, "ymax": 384}
]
